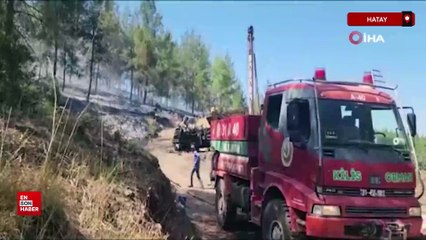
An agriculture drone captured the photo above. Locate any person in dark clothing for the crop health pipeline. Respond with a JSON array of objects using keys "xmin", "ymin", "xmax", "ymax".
[{"xmin": 189, "ymin": 145, "xmax": 204, "ymax": 188}]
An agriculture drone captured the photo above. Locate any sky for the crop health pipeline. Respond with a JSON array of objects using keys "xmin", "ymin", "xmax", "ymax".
[{"xmin": 117, "ymin": 1, "xmax": 426, "ymax": 135}]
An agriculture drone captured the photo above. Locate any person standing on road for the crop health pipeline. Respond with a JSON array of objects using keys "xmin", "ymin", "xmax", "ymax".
[{"xmin": 189, "ymin": 145, "xmax": 204, "ymax": 188}]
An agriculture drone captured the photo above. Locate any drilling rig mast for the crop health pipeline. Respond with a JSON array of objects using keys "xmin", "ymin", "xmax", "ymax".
[{"xmin": 247, "ymin": 26, "xmax": 260, "ymax": 115}]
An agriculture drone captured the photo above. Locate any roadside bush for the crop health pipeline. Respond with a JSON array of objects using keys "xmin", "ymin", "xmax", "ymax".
[{"xmin": 416, "ymin": 137, "xmax": 426, "ymax": 170}]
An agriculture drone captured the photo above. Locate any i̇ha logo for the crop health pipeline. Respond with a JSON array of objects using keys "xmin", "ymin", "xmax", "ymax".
[
  {"xmin": 16, "ymin": 191, "xmax": 42, "ymax": 216},
  {"xmin": 349, "ymin": 31, "xmax": 385, "ymax": 45}
]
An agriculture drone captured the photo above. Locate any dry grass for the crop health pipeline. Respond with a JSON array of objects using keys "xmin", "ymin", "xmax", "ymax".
[{"xmin": 0, "ymin": 102, "xmax": 171, "ymax": 239}]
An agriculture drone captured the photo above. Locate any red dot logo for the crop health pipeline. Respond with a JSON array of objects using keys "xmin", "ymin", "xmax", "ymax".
[{"xmin": 349, "ymin": 31, "xmax": 362, "ymax": 45}]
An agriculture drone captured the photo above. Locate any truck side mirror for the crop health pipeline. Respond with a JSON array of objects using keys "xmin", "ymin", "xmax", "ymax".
[
  {"xmin": 407, "ymin": 113, "xmax": 417, "ymax": 137},
  {"xmin": 287, "ymin": 99, "xmax": 310, "ymax": 145}
]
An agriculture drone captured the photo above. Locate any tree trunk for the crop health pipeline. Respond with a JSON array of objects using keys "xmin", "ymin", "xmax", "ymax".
[
  {"xmin": 143, "ymin": 77, "xmax": 148, "ymax": 104},
  {"xmin": 38, "ymin": 62, "xmax": 42, "ymax": 80},
  {"xmin": 129, "ymin": 68, "xmax": 134, "ymax": 101},
  {"xmin": 4, "ymin": 0, "xmax": 16, "ymax": 101},
  {"xmin": 5, "ymin": 0, "xmax": 14, "ymax": 70},
  {"xmin": 62, "ymin": 48, "xmax": 67, "ymax": 91},
  {"xmin": 86, "ymin": 29, "xmax": 96, "ymax": 102},
  {"xmin": 69, "ymin": 68, "xmax": 73, "ymax": 84},
  {"xmin": 143, "ymin": 89, "xmax": 147, "ymax": 104},
  {"xmin": 191, "ymin": 74, "xmax": 195, "ymax": 114},
  {"xmin": 191, "ymin": 95, "xmax": 195, "ymax": 115},
  {"xmin": 53, "ymin": 0, "xmax": 59, "ymax": 78},
  {"xmin": 53, "ymin": 40, "xmax": 58, "ymax": 78},
  {"xmin": 95, "ymin": 63, "xmax": 100, "ymax": 94},
  {"xmin": 5, "ymin": 1, "xmax": 14, "ymax": 36}
]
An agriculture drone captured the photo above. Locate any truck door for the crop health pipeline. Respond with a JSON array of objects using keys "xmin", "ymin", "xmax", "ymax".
[
  {"xmin": 285, "ymin": 97, "xmax": 317, "ymax": 187},
  {"xmin": 259, "ymin": 93, "xmax": 285, "ymax": 170}
]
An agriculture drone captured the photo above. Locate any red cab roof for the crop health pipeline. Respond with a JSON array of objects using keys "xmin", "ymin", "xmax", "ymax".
[{"xmin": 266, "ymin": 81, "xmax": 394, "ymax": 104}]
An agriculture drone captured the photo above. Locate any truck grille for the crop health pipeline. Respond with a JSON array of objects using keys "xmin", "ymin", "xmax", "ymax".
[{"xmin": 345, "ymin": 206, "xmax": 407, "ymax": 216}]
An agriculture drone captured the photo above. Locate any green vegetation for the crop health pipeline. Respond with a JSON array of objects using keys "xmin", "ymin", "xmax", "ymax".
[
  {"xmin": 0, "ymin": 0, "xmax": 247, "ymax": 116},
  {"xmin": 0, "ymin": 0, "xmax": 206, "ymax": 239},
  {"xmin": 375, "ymin": 130, "xmax": 426, "ymax": 169},
  {"xmin": 415, "ymin": 136, "xmax": 426, "ymax": 169}
]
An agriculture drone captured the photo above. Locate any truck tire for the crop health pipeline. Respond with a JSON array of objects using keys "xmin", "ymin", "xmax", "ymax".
[
  {"xmin": 215, "ymin": 179, "xmax": 236, "ymax": 230},
  {"xmin": 210, "ymin": 152, "xmax": 219, "ymax": 181},
  {"xmin": 262, "ymin": 199, "xmax": 303, "ymax": 240}
]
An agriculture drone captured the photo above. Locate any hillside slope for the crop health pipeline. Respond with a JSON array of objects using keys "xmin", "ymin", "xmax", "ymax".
[{"xmin": 0, "ymin": 95, "xmax": 197, "ymax": 239}]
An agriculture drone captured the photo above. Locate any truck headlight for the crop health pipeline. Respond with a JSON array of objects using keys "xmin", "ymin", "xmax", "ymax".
[
  {"xmin": 312, "ymin": 205, "xmax": 341, "ymax": 217},
  {"xmin": 408, "ymin": 207, "xmax": 422, "ymax": 217}
]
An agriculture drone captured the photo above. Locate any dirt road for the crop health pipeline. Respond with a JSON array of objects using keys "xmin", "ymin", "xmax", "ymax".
[{"xmin": 147, "ymin": 129, "xmax": 259, "ymax": 240}]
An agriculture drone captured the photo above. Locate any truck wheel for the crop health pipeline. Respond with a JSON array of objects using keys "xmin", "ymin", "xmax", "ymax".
[
  {"xmin": 262, "ymin": 199, "xmax": 300, "ymax": 240},
  {"xmin": 215, "ymin": 179, "xmax": 236, "ymax": 230},
  {"xmin": 210, "ymin": 152, "xmax": 219, "ymax": 181}
]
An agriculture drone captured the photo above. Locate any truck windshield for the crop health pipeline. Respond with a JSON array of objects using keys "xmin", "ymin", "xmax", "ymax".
[{"xmin": 318, "ymin": 99, "xmax": 409, "ymax": 152}]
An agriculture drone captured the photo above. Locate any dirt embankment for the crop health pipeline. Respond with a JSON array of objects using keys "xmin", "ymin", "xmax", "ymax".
[{"xmin": 0, "ymin": 106, "xmax": 197, "ymax": 239}]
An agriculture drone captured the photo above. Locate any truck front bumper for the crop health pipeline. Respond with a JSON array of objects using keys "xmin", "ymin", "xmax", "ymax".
[{"xmin": 306, "ymin": 215, "xmax": 423, "ymax": 239}]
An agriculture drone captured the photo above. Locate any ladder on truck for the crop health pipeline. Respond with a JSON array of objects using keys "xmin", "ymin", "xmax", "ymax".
[{"xmin": 372, "ymin": 69, "xmax": 385, "ymax": 84}]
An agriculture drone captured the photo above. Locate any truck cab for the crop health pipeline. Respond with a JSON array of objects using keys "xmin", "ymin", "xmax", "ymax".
[
  {"xmin": 211, "ymin": 68, "xmax": 423, "ymax": 240},
  {"xmin": 256, "ymin": 69, "xmax": 422, "ymax": 239}
]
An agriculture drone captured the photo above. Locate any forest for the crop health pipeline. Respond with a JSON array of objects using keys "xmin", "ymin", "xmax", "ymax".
[
  {"xmin": 0, "ymin": 0, "xmax": 424, "ymax": 163},
  {"xmin": 0, "ymin": 0, "xmax": 247, "ymax": 116}
]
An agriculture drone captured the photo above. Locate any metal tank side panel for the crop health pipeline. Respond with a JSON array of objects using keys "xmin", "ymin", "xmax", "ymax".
[
  {"xmin": 210, "ymin": 115, "xmax": 261, "ymax": 179},
  {"xmin": 210, "ymin": 140, "xmax": 258, "ymax": 157},
  {"xmin": 216, "ymin": 153, "xmax": 252, "ymax": 179},
  {"xmin": 210, "ymin": 114, "xmax": 261, "ymax": 141}
]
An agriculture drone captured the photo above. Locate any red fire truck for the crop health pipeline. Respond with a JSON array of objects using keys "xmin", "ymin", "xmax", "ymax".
[{"xmin": 209, "ymin": 26, "xmax": 423, "ymax": 240}]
